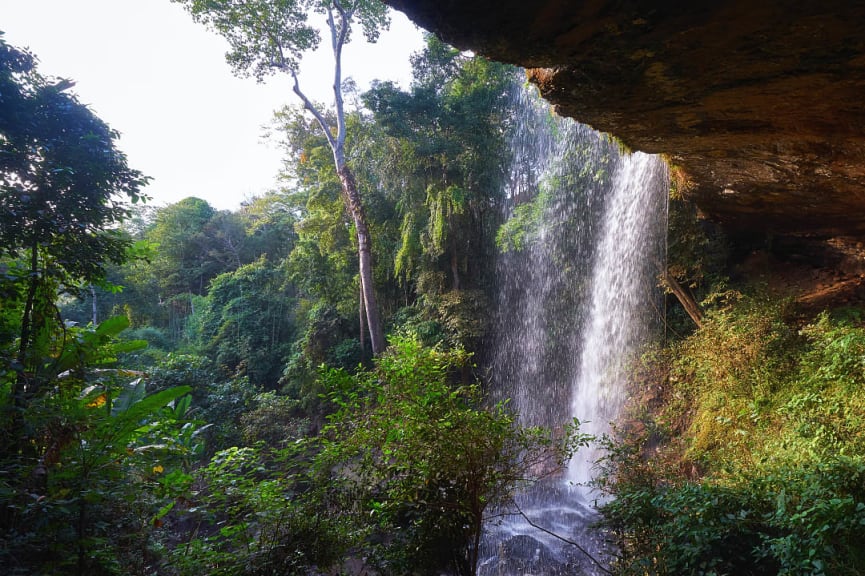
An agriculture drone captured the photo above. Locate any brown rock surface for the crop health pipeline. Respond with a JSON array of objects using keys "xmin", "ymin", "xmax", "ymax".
[{"xmin": 385, "ymin": 0, "xmax": 865, "ymax": 236}]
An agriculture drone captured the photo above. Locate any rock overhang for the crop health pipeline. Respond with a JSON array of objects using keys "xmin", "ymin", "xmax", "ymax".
[{"xmin": 384, "ymin": 0, "xmax": 865, "ymax": 237}]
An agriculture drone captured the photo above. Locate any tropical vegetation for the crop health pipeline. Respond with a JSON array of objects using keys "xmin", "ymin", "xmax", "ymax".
[{"xmin": 2, "ymin": 7, "xmax": 864, "ymax": 575}]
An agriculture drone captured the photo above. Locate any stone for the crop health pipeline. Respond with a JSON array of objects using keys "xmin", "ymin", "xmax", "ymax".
[
  {"xmin": 479, "ymin": 535, "xmax": 568, "ymax": 576},
  {"xmin": 384, "ymin": 0, "xmax": 865, "ymax": 237}
]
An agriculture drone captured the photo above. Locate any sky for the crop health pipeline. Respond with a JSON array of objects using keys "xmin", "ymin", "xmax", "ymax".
[{"xmin": 0, "ymin": 0, "xmax": 426, "ymax": 210}]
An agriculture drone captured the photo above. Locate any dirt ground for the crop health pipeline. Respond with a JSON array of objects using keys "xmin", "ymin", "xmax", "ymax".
[{"xmin": 735, "ymin": 240, "xmax": 865, "ymax": 318}]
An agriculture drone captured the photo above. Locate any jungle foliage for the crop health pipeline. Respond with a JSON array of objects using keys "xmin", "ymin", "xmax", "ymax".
[
  {"xmin": 600, "ymin": 291, "xmax": 865, "ymax": 576},
  {"xmin": 1, "ymin": 30, "xmax": 577, "ymax": 576},
  {"xmin": 3, "ymin": 16, "xmax": 862, "ymax": 576}
]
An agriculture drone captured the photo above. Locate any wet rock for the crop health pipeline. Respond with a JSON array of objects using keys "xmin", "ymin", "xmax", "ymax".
[{"xmin": 480, "ymin": 535, "xmax": 570, "ymax": 576}]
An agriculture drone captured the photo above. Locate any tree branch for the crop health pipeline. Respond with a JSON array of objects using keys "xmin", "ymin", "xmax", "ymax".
[
  {"xmin": 291, "ymin": 70, "xmax": 337, "ymax": 152},
  {"xmin": 663, "ymin": 270, "xmax": 703, "ymax": 327},
  {"xmin": 290, "ymin": 1, "xmax": 351, "ymax": 166},
  {"xmin": 239, "ymin": 0, "xmax": 293, "ymax": 74}
]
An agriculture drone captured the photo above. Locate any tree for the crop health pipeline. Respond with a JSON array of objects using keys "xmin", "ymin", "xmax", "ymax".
[
  {"xmin": 272, "ymin": 104, "xmax": 379, "ymax": 364},
  {"xmin": 0, "ymin": 38, "xmax": 203, "ymax": 575},
  {"xmin": 364, "ymin": 37, "xmax": 514, "ymax": 295},
  {"xmin": 0, "ymin": 35, "xmax": 148, "ymax": 406},
  {"xmin": 361, "ymin": 38, "xmax": 515, "ymax": 349},
  {"xmin": 195, "ymin": 257, "xmax": 296, "ymax": 389},
  {"xmin": 317, "ymin": 336, "xmax": 588, "ymax": 575},
  {"xmin": 173, "ymin": 0, "xmax": 390, "ymax": 354},
  {"xmin": 238, "ymin": 191, "xmax": 299, "ymax": 263},
  {"xmin": 144, "ymin": 197, "xmax": 218, "ymax": 298}
]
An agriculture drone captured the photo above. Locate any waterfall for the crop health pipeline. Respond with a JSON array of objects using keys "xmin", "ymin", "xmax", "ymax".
[
  {"xmin": 483, "ymin": 82, "xmax": 667, "ymax": 575},
  {"xmin": 567, "ymin": 151, "xmax": 669, "ymax": 489}
]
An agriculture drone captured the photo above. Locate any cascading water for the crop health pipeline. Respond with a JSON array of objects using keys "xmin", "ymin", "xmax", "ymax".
[
  {"xmin": 481, "ymin": 82, "xmax": 668, "ymax": 575},
  {"xmin": 568, "ymin": 151, "xmax": 669, "ymax": 490}
]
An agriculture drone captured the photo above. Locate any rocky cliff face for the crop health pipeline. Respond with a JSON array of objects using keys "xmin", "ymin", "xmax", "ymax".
[{"xmin": 385, "ymin": 0, "xmax": 865, "ymax": 238}]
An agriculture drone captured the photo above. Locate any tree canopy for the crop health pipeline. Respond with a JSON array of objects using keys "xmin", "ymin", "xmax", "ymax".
[
  {"xmin": 173, "ymin": 0, "xmax": 388, "ymax": 80},
  {"xmin": 0, "ymin": 35, "xmax": 148, "ymax": 284},
  {"xmin": 0, "ymin": 34, "xmax": 149, "ymax": 406}
]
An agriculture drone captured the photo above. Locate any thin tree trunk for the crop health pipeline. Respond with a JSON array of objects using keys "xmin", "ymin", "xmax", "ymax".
[
  {"xmin": 450, "ymin": 233, "xmax": 461, "ymax": 291},
  {"xmin": 358, "ymin": 277, "xmax": 366, "ymax": 354},
  {"xmin": 664, "ymin": 270, "xmax": 703, "ymax": 328},
  {"xmin": 90, "ymin": 284, "xmax": 98, "ymax": 326},
  {"xmin": 15, "ymin": 241, "xmax": 40, "ymax": 405},
  {"xmin": 288, "ymin": 3, "xmax": 385, "ymax": 354},
  {"xmin": 338, "ymin": 165, "xmax": 385, "ymax": 354}
]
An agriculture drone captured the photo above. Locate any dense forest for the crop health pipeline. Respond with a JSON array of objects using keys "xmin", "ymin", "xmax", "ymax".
[{"xmin": 3, "ymin": 3, "xmax": 865, "ymax": 576}]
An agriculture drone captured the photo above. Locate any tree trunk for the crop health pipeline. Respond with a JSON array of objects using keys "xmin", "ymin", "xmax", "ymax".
[
  {"xmin": 664, "ymin": 270, "xmax": 703, "ymax": 328},
  {"xmin": 15, "ymin": 241, "xmax": 40, "ymax": 405},
  {"xmin": 90, "ymin": 284, "xmax": 98, "ymax": 326},
  {"xmin": 358, "ymin": 278, "xmax": 366, "ymax": 354},
  {"xmin": 450, "ymin": 232, "xmax": 461, "ymax": 291},
  {"xmin": 337, "ymin": 165, "xmax": 385, "ymax": 355},
  {"xmin": 288, "ymin": 5, "xmax": 384, "ymax": 354}
]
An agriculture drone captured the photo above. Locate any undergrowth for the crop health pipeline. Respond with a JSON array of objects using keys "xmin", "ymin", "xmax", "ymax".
[{"xmin": 601, "ymin": 293, "xmax": 865, "ymax": 575}]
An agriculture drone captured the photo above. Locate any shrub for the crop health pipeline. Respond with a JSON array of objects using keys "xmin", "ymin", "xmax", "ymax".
[
  {"xmin": 316, "ymin": 336, "xmax": 585, "ymax": 575},
  {"xmin": 240, "ymin": 391, "xmax": 309, "ymax": 447},
  {"xmin": 601, "ymin": 456, "xmax": 865, "ymax": 576},
  {"xmin": 1, "ymin": 318, "xmax": 198, "ymax": 575},
  {"xmin": 167, "ymin": 445, "xmax": 353, "ymax": 576},
  {"xmin": 601, "ymin": 297, "xmax": 865, "ymax": 575}
]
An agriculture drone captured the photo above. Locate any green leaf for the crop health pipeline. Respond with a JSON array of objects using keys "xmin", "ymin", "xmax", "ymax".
[
  {"xmin": 113, "ymin": 385, "xmax": 193, "ymax": 425},
  {"xmin": 112, "ymin": 378, "xmax": 147, "ymax": 416},
  {"xmin": 109, "ymin": 339, "xmax": 148, "ymax": 355},
  {"xmin": 95, "ymin": 315, "xmax": 131, "ymax": 337},
  {"xmin": 153, "ymin": 500, "xmax": 176, "ymax": 520},
  {"xmin": 173, "ymin": 394, "xmax": 192, "ymax": 419}
]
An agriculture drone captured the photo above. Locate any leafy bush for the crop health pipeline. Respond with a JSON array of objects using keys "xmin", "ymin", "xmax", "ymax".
[
  {"xmin": 167, "ymin": 445, "xmax": 353, "ymax": 576},
  {"xmin": 174, "ymin": 336, "xmax": 585, "ymax": 576},
  {"xmin": 389, "ymin": 304, "xmax": 448, "ymax": 347},
  {"xmin": 198, "ymin": 376, "xmax": 259, "ymax": 451},
  {"xmin": 240, "ymin": 391, "xmax": 309, "ymax": 447},
  {"xmin": 316, "ymin": 336, "xmax": 585, "ymax": 575},
  {"xmin": 601, "ymin": 297, "xmax": 865, "ymax": 575},
  {"xmin": 601, "ymin": 455, "xmax": 865, "ymax": 576},
  {"xmin": 668, "ymin": 293, "xmax": 800, "ymax": 468},
  {"xmin": 328, "ymin": 337, "xmax": 362, "ymax": 370},
  {"xmin": 124, "ymin": 325, "xmax": 172, "ymax": 351},
  {"xmin": 1, "ymin": 317, "xmax": 198, "ymax": 575}
]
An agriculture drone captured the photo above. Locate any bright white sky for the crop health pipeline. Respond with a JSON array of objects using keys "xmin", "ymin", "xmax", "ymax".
[{"xmin": 0, "ymin": 0, "xmax": 425, "ymax": 210}]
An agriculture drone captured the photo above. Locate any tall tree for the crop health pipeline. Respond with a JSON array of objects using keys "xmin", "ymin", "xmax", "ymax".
[
  {"xmin": 144, "ymin": 197, "xmax": 218, "ymax": 298},
  {"xmin": 363, "ymin": 37, "xmax": 514, "ymax": 296},
  {"xmin": 173, "ymin": 0, "xmax": 389, "ymax": 354},
  {"xmin": 0, "ymin": 36, "xmax": 148, "ymax": 403},
  {"xmin": 238, "ymin": 191, "xmax": 299, "ymax": 263}
]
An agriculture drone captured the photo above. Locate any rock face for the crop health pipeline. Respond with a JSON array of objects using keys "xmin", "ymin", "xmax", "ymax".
[{"xmin": 385, "ymin": 0, "xmax": 865, "ymax": 237}]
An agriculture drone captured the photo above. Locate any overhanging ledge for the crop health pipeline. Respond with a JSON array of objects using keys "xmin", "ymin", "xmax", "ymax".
[{"xmin": 384, "ymin": 0, "xmax": 865, "ymax": 236}]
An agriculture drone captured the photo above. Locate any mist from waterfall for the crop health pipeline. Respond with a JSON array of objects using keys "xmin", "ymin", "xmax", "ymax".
[{"xmin": 482, "ymin": 82, "xmax": 667, "ymax": 575}]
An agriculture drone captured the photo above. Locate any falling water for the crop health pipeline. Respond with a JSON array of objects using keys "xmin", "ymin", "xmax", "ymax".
[
  {"xmin": 567, "ymin": 151, "xmax": 669, "ymax": 489},
  {"xmin": 482, "ymin": 82, "xmax": 667, "ymax": 575}
]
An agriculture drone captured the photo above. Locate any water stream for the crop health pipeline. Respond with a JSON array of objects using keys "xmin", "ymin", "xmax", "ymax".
[{"xmin": 481, "ymin": 83, "xmax": 668, "ymax": 575}]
